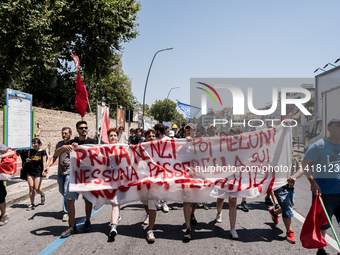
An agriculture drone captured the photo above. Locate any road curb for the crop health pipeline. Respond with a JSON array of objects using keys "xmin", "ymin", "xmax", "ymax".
[{"xmin": 7, "ymin": 181, "xmax": 59, "ymax": 208}]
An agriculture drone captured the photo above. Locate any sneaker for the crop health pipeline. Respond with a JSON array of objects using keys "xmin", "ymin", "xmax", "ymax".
[
  {"xmin": 230, "ymin": 228, "xmax": 239, "ymax": 240},
  {"xmin": 0, "ymin": 214, "xmax": 9, "ymax": 226},
  {"xmin": 26, "ymin": 204, "xmax": 34, "ymax": 211},
  {"xmin": 117, "ymin": 215, "xmax": 122, "ymax": 224},
  {"xmin": 143, "ymin": 215, "xmax": 149, "ymax": 225},
  {"xmin": 162, "ymin": 202, "xmax": 169, "ymax": 213},
  {"xmin": 146, "ymin": 230, "xmax": 155, "ymax": 242},
  {"xmin": 109, "ymin": 224, "xmax": 117, "ymax": 238},
  {"xmin": 274, "ymin": 203, "xmax": 280, "ymax": 210},
  {"xmin": 62, "ymin": 214, "xmax": 69, "ymax": 222},
  {"xmin": 183, "ymin": 228, "xmax": 191, "ymax": 242},
  {"xmin": 316, "ymin": 248, "xmax": 329, "ymax": 255},
  {"xmin": 269, "ymin": 209, "xmax": 279, "ymax": 224},
  {"xmin": 240, "ymin": 201, "xmax": 249, "ymax": 212},
  {"xmin": 265, "ymin": 196, "xmax": 273, "ymax": 206},
  {"xmin": 203, "ymin": 203, "xmax": 209, "ymax": 210},
  {"xmin": 216, "ymin": 213, "xmax": 222, "ymax": 223},
  {"xmin": 61, "ymin": 226, "xmax": 77, "ymax": 238},
  {"xmin": 156, "ymin": 201, "xmax": 162, "ymax": 210},
  {"xmin": 286, "ymin": 229, "xmax": 296, "ymax": 244},
  {"xmin": 83, "ymin": 220, "xmax": 91, "ymax": 233},
  {"xmin": 190, "ymin": 214, "xmax": 197, "ymax": 225},
  {"xmin": 41, "ymin": 194, "xmax": 45, "ymax": 204}
]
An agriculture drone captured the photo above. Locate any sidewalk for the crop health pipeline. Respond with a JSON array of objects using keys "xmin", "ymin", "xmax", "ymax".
[{"xmin": 5, "ymin": 165, "xmax": 59, "ymax": 207}]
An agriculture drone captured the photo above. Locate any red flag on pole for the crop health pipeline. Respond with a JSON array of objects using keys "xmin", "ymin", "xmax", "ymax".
[
  {"xmin": 101, "ymin": 107, "xmax": 110, "ymax": 144},
  {"xmin": 71, "ymin": 51, "xmax": 88, "ymax": 117},
  {"xmin": 300, "ymin": 194, "xmax": 328, "ymax": 249},
  {"xmin": 70, "ymin": 50, "xmax": 80, "ymax": 70},
  {"xmin": 75, "ymin": 72, "xmax": 88, "ymax": 117}
]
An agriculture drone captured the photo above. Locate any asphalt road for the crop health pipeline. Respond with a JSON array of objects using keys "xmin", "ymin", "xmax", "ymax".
[{"xmin": 1, "ymin": 176, "xmax": 340, "ymax": 255}]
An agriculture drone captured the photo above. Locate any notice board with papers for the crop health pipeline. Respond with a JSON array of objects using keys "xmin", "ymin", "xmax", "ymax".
[{"xmin": 5, "ymin": 89, "xmax": 32, "ymax": 149}]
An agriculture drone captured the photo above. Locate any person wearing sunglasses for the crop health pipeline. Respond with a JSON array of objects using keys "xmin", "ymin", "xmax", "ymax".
[{"xmin": 56, "ymin": 121, "xmax": 97, "ymax": 238}]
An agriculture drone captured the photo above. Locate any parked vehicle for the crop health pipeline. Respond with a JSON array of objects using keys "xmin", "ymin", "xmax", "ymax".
[{"xmin": 305, "ymin": 84, "xmax": 340, "ymax": 152}]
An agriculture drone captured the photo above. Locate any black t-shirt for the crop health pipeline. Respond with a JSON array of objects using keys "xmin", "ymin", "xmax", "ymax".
[
  {"xmin": 67, "ymin": 137, "xmax": 98, "ymax": 146},
  {"xmin": 28, "ymin": 149, "xmax": 47, "ymax": 175}
]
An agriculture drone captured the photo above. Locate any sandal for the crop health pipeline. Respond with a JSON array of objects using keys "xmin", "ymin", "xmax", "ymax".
[{"xmin": 0, "ymin": 213, "xmax": 9, "ymax": 226}]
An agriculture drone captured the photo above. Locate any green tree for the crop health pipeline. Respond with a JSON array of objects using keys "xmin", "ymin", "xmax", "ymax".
[
  {"xmin": 173, "ymin": 114, "xmax": 188, "ymax": 128},
  {"xmin": 0, "ymin": 0, "xmax": 140, "ymax": 109},
  {"xmin": 150, "ymin": 99, "xmax": 179, "ymax": 123}
]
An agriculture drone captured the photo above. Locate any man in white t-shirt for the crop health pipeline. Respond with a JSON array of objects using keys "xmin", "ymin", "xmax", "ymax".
[{"xmin": 118, "ymin": 126, "xmax": 128, "ymax": 144}]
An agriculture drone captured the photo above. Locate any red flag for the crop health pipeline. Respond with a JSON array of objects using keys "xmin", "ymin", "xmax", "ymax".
[
  {"xmin": 101, "ymin": 107, "xmax": 110, "ymax": 144},
  {"xmin": 300, "ymin": 194, "xmax": 328, "ymax": 249},
  {"xmin": 75, "ymin": 72, "xmax": 88, "ymax": 117},
  {"xmin": 70, "ymin": 50, "xmax": 80, "ymax": 70}
]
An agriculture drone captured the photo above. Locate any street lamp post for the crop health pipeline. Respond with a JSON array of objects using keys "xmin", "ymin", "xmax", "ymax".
[
  {"xmin": 163, "ymin": 87, "xmax": 180, "ymax": 122},
  {"xmin": 142, "ymin": 47, "xmax": 173, "ymax": 129}
]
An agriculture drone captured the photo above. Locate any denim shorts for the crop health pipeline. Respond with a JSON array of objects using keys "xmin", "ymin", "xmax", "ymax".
[
  {"xmin": 66, "ymin": 180, "xmax": 87, "ymax": 201},
  {"xmin": 66, "ymin": 191, "xmax": 87, "ymax": 201},
  {"xmin": 274, "ymin": 187, "xmax": 295, "ymax": 218},
  {"xmin": 312, "ymin": 193, "xmax": 340, "ymax": 230}
]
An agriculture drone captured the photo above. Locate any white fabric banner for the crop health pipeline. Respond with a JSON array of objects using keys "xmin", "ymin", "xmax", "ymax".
[{"xmin": 69, "ymin": 125, "xmax": 292, "ymax": 209}]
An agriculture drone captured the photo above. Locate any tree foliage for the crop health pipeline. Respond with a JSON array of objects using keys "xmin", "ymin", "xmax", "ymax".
[
  {"xmin": 149, "ymin": 99, "xmax": 180, "ymax": 123},
  {"xmin": 0, "ymin": 0, "xmax": 140, "ymax": 111}
]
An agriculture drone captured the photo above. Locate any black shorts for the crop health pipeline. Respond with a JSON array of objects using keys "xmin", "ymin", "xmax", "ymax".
[
  {"xmin": 27, "ymin": 171, "xmax": 43, "ymax": 178},
  {"xmin": 0, "ymin": 181, "xmax": 7, "ymax": 204}
]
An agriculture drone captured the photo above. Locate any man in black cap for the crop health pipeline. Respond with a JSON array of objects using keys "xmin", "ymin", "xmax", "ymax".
[{"xmin": 302, "ymin": 117, "xmax": 340, "ymax": 255}]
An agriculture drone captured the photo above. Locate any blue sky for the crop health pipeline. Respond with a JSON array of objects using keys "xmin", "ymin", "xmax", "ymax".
[{"xmin": 121, "ymin": 0, "xmax": 340, "ymax": 114}]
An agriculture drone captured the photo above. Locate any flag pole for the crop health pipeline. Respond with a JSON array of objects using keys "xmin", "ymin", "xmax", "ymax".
[
  {"xmin": 70, "ymin": 50, "xmax": 96, "ymax": 131},
  {"xmin": 86, "ymin": 98, "xmax": 97, "ymax": 136},
  {"xmin": 318, "ymin": 196, "xmax": 340, "ymax": 249},
  {"xmin": 98, "ymin": 107, "xmax": 106, "ymax": 144}
]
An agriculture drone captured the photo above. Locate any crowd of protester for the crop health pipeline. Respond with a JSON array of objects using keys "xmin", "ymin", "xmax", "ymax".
[{"xmin": 2, "ymin": 118, "xmax": 340, "ymax": 255}]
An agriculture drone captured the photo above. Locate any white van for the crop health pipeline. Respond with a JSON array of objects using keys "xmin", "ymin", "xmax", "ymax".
[{"xmin": 304, "ymin": 119, "xmax": 322, "ymax": 153}]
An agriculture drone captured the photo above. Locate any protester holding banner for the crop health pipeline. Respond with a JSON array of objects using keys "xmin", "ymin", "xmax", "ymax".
[
  {"xmin": 230, "ymin": 127, "xmax": 250, "ymax": 213},
  {"xmin": 182, "ymin": 123, "xmax": 199, "ymax": 242},
  {"xmin": 214, "ymin": 127, "xmax": 241, "ymax": 240},
  {"xmin": 195, "ymin": 125, "xmax": 210, "ymax": 211},
  {"xmin": 142, "ymin": 129, "xmax": 158, "ymax": 242},
  {"xmin": 302, "ymin": 118, "xmax": 340, "ymax": 255},
  {"xmin": 45, "ymin": 127, "xmax": 72, "ymax": 222},
  {"xmin": 25, "ymin": 138, "xmax": 47, "ymax": 210},
  {"xmin": 57, "ymin": 121, "xmax": 97, "ymax": 238},
  {"xmin": 0, "ymin": 144, "xmax": 15, "ymax": 226},
  {"xmin": 106, "ymin": 127, "xmax": 122, "ymax": 239},
  {"xmin": 154, "ymin": 124, "xmax": 170, "ymax": 213},
  {"xmin": 215, "ymin": 127, "xmax": 238, "ymax": 224},
  {"xmin": 269, "ymin": 138, "xmax": 304, "ymax": 244}
]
